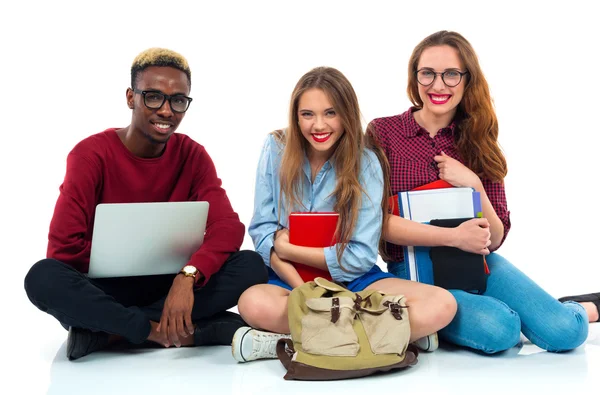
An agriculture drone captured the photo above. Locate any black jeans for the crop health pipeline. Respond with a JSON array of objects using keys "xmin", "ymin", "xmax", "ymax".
[{"xmin": 24, "ymin": 250, "xmax": 267, "ymax": 344}]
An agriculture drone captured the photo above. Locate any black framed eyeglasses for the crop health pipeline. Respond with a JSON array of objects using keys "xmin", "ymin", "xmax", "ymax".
[
  {"xmin": 133, "ymin": 89, "xmax": 193, "ymax": 113},
  {"xmin": 416, "ymin": 68, "xmax": 469, "ymax": 87}
]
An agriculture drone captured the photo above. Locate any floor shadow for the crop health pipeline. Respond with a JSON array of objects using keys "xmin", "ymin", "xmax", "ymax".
[{"xmin": 45, "ymin": 341, "xmax": 240, "ymax": 394}]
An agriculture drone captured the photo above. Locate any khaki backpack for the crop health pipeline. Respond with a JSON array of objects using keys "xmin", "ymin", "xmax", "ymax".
[{"xmin": 276, "ymin": 277, "xmax": 418, "ymax": 380}]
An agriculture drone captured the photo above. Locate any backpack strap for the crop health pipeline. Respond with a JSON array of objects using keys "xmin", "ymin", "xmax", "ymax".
[
  {"xmin": 331, "ymin": 297, "xmax": 340, "ymax": 323},
  {"xmin": 276, "ymin": 338, "xmax": 295, "ymax": 370}
]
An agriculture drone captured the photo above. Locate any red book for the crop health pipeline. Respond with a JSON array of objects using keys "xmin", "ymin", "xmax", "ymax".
[
  {"xmin": 410, "ymin": 179, "xmax": 453, "ymax": 191},
  {"xmin": 288, "ymin": 212, "xmax": 339, "ymax": 282}
]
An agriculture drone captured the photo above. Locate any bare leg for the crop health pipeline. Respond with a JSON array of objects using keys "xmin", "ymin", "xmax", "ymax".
[
  {"xmin": 366, "ymin": 278, "xmax": 457, "ymax": 342},
  {"xmin": 581, "ymin": 302, "xmax": 599, "ymax": 322},
  {"xmin": 237, "ymin": 284, "xmax": 291, "ymax": 334}
]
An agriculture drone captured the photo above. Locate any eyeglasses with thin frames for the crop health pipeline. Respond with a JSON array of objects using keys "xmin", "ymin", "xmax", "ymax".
[
  {"xmin": 415, "ymin": 68, "xmax": 469, "ymax": 88},
  {"xmin": 133, "ymin": 89, "xmax": 193, "ymax": 113}
]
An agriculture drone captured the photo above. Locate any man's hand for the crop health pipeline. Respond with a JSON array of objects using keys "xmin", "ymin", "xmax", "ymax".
[{"xmin": 157, "ymin": 274, "xmax": 195, "ymax": 347}]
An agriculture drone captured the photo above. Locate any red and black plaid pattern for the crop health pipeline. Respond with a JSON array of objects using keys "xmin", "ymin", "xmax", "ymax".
[{"xmin": 368, "ymin": 108, "xmax": 511, "ymax": 263}]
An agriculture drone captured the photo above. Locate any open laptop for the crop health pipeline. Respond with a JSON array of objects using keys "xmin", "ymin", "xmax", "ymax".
[{"xmin": 87, "ymin": 201, "xmax": 209, "ymax": 278}]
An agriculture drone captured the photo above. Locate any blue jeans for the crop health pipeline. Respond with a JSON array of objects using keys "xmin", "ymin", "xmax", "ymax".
[{"xmin": 389, "ymin": 253, "xmax": 588, "ymax": 354}]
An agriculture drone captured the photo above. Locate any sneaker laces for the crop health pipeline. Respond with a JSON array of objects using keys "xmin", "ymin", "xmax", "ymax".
[{"xmin": 251, "ymin": 332, "xmax": 289, "ymax": 359}]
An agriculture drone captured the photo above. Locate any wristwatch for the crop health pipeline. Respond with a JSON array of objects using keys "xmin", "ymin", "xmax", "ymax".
[{"xmin": 179, "ymin": 265, "xmax": 199, "ymax": 280}]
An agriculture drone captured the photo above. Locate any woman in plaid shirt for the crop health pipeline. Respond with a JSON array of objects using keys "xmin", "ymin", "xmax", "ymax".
[{"xmin": 367, "ymin": 30, "xmax": 591, "ymax": 354}]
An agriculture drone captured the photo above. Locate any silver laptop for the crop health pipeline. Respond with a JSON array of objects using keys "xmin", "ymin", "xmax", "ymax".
[{"xmin": 88, "ymin": 201, "xmax": 209, "ymax": 278}]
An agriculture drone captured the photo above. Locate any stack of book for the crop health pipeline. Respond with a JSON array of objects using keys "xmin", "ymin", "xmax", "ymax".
[{"xmin": 391, "ymin": 181, "xmax": 488, "ymax": 293}]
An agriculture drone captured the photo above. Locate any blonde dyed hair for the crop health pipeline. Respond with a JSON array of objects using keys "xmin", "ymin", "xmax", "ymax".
[
  {"xmin": 275, "ymin": 67, "xmax": 374, "ymax": 271},
  {"xmin": 130, "ymin": 48, "xmax": 191, "ymax": 89}
]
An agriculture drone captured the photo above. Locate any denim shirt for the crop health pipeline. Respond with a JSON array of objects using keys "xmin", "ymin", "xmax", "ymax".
[{"xmin": 248, "ymin": 133, "xmax": 384, "ymax": 282}]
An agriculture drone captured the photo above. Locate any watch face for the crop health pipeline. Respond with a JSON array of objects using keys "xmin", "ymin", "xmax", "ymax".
[{"xmin": 183, "ymin": 266, "xmax": 197, "ymax": 275}]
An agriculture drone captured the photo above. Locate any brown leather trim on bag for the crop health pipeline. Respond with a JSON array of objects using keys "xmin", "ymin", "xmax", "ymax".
[
  {"xmin": 276, "ymin": 338, "xmax": 295, "ymax": 371},
  {"xmin": 353, "ymin": 294, "xmax": 363, "ymax": 311},
  {"xmin": 282, "ymin": 346, "xmax": 419, "ymax": 381},
  {"xmin": 331, "ymin": 297, "xmax": 340, "ymax": 323},
  {"xmin": 383, "ymin": 300, "xmax": 408, "ymax": 320}
]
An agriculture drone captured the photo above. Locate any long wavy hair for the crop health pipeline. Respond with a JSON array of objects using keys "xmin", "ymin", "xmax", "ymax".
[
  {"xmin": 274, "ymin": 67, "xmax": 371, "ymax": 270},
  {"xmin": 407, "ymin": 30, "xmax": 507, "ymax": 182},
  {"xmin": 364, "ymin": 125, "xmax": 392, "ymax": 261}
]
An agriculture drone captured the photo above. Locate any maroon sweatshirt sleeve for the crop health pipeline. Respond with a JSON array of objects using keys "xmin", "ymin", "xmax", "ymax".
[
  {"xmin": 187, "ymin": 148, "xmax": 245, "ymax": 285},
  {"xmin": 47, "ymin": 152, "xmax": 101, "ymax": 272}
]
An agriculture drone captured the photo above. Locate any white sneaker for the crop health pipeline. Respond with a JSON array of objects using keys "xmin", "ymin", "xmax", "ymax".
[
  {"xmin": 414, "ymin": 332, "xmax": 439, "ymax": 352},
  {"xmin": 231, "ymin": 326, "xmax": 291, "ymax": 363}
]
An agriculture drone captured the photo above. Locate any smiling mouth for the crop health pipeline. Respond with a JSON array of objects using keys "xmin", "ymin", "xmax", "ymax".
[
  {"xmin": 429, "ymin": 94, "xmax": 451, "ymax": 105},
  {"xmin": 151, "ymin": 121, "xmax": 173, "ymax": 134},
  {"xmin": 312, "ymin": 133, "xmax": 332, "ymax": 143}
]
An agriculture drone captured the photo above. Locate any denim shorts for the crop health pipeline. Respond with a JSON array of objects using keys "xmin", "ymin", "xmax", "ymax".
[{"xmin": 267, "ymin": 264, "xmax": 394, "ymax": 292}]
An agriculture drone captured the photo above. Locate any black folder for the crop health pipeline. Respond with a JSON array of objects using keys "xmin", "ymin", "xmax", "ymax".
[{"xmin": 429, "ymin": 218, "xmax": 489, "ymax": 294}]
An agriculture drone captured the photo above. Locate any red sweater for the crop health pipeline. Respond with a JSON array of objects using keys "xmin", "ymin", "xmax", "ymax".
[{"xmin": 47, "ymin": 129, "xmax": 245, "ymax": 285}]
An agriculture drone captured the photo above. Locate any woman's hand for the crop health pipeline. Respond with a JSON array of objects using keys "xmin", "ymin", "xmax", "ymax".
[
  {"xmin": 434, "ymin": 151, "xmax": 480, "ymax": 188},
  {"xmin": 272, "ymin": 227, "xmax": 329, "ymax": 273},
  {"xmin": 270, "ymin": 248, "xmax": 304, "ymax": 289},
  {"xmin": 273, "ymin": 228, "xmax": 291, "ymax": 260},
  {"xmin": 452, "ymin": 218, "xmax": 492, "ymax": 255}
]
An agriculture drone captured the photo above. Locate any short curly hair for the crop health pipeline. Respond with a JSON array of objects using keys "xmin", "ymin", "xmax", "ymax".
[{"xmin": 130, "ymin": 48, "xmax": 191, "ymax": 89}]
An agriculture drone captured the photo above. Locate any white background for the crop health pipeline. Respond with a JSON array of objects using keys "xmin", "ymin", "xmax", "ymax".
[{"xmin": 1, "ymin": 0, "xmax": 599, "ymax": 393}]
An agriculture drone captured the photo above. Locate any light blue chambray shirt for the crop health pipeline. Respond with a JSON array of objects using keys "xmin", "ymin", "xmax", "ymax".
[{"xmin": 248, "ymin": 133, "xmax": 384, "ymax": 283}]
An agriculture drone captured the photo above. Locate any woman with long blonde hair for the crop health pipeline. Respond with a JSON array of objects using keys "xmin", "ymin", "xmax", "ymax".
[
  {"xmin": 231, "ymin": 66, "xmax": 457, "ymax": 362},
  {"xmin": 368, "ymin": 30, "xmax": 590, "ymax": 353}
]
